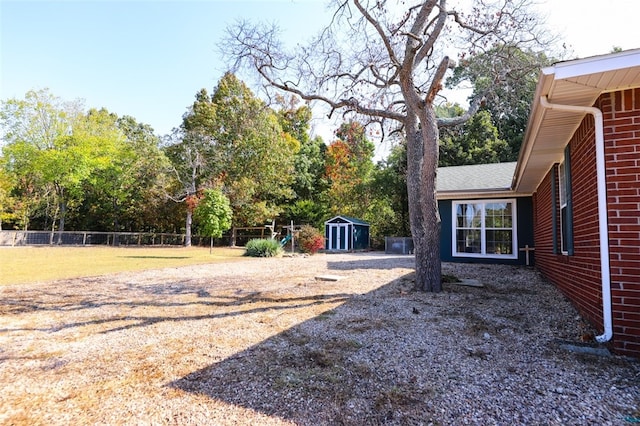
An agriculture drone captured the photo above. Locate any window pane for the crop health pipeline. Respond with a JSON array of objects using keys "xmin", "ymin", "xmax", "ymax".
[
  {"xmin": 559, "ymin": 162, "xmax": 566, "ymax": 206},
  {"xmin": 486, "ymin": 230, "xmax": 513, "ymax": 255},
  {"xmin": 456, "ymin": 204, "xmax": 464, "ymax": 227},
  {"xmin": 462, "ymin": 204, "xmax": 482, "ymax": 228},
  {"xmin": 457, "ymin": 229, "xmax": 481, "ymax": 253},
  {"xmin": 456, "ymin": 204, "xmax": 481, "ymax": 228},
  {"xmin": 561, "ymin": 206, "xmax": 568, "ymax": 253},
  {"xmin": 485, "ymin": 202, "xmax": 512, "ymax": 229},
  {"xmin": 453, "ymin": 200, "xmax": 516, "ymax": 257}
]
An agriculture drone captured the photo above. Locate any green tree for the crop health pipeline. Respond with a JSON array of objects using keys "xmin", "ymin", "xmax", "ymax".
[
  {"xmin": 275, "ymin": 95, "xmax": 329, "ymax": 226},
  {"xmin": 74, "ymin": 113, "xmax": 171, "ymax": 232},
  {"xmin": 1, "ymin": 90, "xmax": 123, "ymax": 236},
  {"xmin": 169, "ymin": 74, "xmax": 299, "ymax": 245},
  {"xmin": 193, "ymin": 188, "xmax": 232, "ymax": 252},
  {"xmin": 209, "ymin": 73, "xmax": 297, "ymax": 227},
  {"xmin": 447, "ymin": 45, "xmax": 555, "ymax": 156},
  {"xmin": 275, "ymin": 96, "xmax": 328, "ymax": 202},
  {"xmin": 438, "ymin": 109, "xmax": 511, "ymax": 166},
  {"xmin": 367, "ymin": 143, "xmax": 410, "ymax": 240},
  {"xmin": 165, "ymin": 88, "xmax": 217, "ymax": 246},
  {"xmin": 226, "ymin": 0, "xmax": 550, "ymax": 291}
]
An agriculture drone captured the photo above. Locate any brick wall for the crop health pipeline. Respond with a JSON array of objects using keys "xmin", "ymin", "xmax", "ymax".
[
  {"xmin": 605, "ymin": 88, "xmax": 640, "ymax": 356},
  {"xmin": 533, "ymin": 88, "xmax": 640, "ymax": 357}
]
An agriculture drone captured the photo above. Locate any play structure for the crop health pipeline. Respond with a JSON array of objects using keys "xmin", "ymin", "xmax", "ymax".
[{"xmin": 230, "ymin": 220, "xmax": 301, "ymax": 252}]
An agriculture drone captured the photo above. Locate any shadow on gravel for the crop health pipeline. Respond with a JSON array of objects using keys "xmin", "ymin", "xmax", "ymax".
[{"xmin": 169, "ymin": 261, "xmax": 640, "ymax": 425}]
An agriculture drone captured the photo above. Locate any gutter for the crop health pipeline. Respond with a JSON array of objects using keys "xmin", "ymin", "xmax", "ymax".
[{"xmin": 539, "ymin": 96, "xmax": 613, "ymax": 343}]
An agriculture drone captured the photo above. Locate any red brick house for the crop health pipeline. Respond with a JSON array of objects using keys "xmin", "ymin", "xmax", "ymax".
[
  {"xmin": 516, "ymin": 48, "xmax": 640, "ymax": 357},
  {"xmin": 438, "ymin": 48, "xmax": 640, "ymax": 357}
]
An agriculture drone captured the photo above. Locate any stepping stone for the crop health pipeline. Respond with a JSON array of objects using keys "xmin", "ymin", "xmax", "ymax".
[
  {"xmin": 453, "ymin": 278, "xmax": 484, "ymax": 288},
  {"xmin": 315, "ymin": 274, "xmax": 345, "ymax": 281}
]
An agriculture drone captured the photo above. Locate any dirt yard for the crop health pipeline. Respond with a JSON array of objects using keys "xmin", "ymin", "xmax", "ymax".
[{"xmin": 0, "ymin": 252, "xmax": 638, "ymax": 425}]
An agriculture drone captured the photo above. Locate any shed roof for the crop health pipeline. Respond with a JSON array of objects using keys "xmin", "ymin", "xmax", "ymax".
[
  {"xmin": 437, "ymin": 162, "xmax": 517, "ymax": 199},
  {"xmin": 325, "ymin": 215, "xmax": 370, "ymax": 226}
]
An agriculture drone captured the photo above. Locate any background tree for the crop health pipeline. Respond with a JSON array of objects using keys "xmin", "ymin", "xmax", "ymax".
[
  {"xmin": 74, "ymin": 114, "xmax": 171, "ymax": 232},
  {"xmin": 210, "ymin": 73, "xmax": 298, "ymax": 228},
  {"xmin": 164, "ymin": 89, "xmax": 217, "ymax": 246},
  {"xmin": 438, "ymin": 107, "xmax": 511, "ymax": 166},
  {"xmin": 114, "ymin": 116, "xmax": 172, "ymax": 231},
  {"xmin": 193, "ymin": 188, "xmax": 232, "ymax": 253},
  {"xmin": 446, "ymin": 45, "xmax": 555, "ymax": 156},
  {"xmin": 325, "ymin": 121, "xmax": 374, "ymax": 218},
  {"xmin": 166, "ymin": 73, "xmax": 299, "ymax": 244},
  {"xmin": 1, "ymin": 90, "xmax": 123, "ymax": 237},
  {"xmin": 0, "ymin": 168, "xmax": 16, "ymax": 229},
  {"xmin": 368, "ymin": 143, "xmax": 410, "ymax": 242},
  {"xmin": 275, "ymin": 95, "xmax": 329, "ymax": 226},
  {"xmin": 225, "ymin": 0, "xmax": 549, "ymax": 291}
]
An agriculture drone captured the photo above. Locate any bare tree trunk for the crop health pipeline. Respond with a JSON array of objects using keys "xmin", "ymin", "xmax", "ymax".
[
  {"xmin": 406, "ymin": 108, "xmax": 442, "ymax": 292},
  {"xmin": 57, "ymin": 199, "xmax": 66, "ymax": 245},
  {"xmin": 185, "ymin": 210, "xmax": 192, "ymax": 247}
]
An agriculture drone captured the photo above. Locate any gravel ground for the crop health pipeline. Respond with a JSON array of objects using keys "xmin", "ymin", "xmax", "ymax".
[{"xmin": 0, "ymin": 252, "xmax": 638, "ymax": 425}]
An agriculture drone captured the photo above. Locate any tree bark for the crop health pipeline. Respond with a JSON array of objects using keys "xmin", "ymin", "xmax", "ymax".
[
  {"xmin": 185, "ymin": 210, "xmax": 192, "ymax": 247},
  {"xmin": 406, "ymin": 106, "xmax": 442, "ymax": 292}
]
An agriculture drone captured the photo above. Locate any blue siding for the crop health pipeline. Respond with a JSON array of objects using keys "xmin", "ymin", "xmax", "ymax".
[{"xmin": 438, "ymin": 197, "xmax": 534, "ymax": 265}]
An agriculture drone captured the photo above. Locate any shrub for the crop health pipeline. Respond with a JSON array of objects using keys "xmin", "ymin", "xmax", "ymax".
[
  {"xmin": 297, "ymin": 225, "xmax": 325, "ymax": 254},
  {"xmin": 245, "ymin": 238, "xmax": 282, "ymax": 257}
]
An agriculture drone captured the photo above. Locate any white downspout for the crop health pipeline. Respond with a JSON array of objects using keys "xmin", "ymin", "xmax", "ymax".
[{"xmin": 539, "ymin": 96, "xmax": 613, "ymax": 343}]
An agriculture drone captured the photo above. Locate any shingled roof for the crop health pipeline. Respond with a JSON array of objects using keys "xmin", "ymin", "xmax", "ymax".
[{"xmin": 436, "ymin": 162, "xmax": 517, "ymax": 198}]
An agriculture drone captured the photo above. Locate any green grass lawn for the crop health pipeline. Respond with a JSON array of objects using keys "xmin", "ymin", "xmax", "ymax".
[{"xmin": 0, "ymin": 246, "xmax": 246, "ymax": 285}]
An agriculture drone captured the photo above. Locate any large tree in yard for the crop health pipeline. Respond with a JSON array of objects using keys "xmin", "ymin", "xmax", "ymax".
[{"xmin": 225, "ymin": 0, "xmax": 549, "ymax": 291}]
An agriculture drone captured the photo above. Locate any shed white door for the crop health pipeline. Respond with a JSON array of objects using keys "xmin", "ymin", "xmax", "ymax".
[{"xmin": 329, "ymin": 224, "xmax": 349, "ymax": 250}]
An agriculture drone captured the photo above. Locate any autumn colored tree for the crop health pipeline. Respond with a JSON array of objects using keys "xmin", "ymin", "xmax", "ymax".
[{"xmin": 325, "ymin": 121, "xmax": 375, "ymax": 218}]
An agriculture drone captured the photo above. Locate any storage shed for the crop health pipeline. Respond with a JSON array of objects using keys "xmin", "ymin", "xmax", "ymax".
[{"xmin": 324, "ymin": 216, "xmax": 370, "ymax": 251}]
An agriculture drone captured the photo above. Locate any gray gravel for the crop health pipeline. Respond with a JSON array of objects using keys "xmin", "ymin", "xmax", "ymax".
[{"xmin": 1, "ymin": 252, "xmax": 638, "ymax": 425}]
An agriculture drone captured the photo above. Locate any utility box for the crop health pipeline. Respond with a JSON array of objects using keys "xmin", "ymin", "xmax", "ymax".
[{"xmin": 385, "ymin": 237, "xmax": 414, "ymax": 255}]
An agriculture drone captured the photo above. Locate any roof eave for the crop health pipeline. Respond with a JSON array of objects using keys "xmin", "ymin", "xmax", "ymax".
[
  {"xmin": 436, "ymin": 189, "xmax": 528, "ymax": 201},
  {"xmin": 513, "ymin": 48, "xmax": 640, "ymax": 194}
]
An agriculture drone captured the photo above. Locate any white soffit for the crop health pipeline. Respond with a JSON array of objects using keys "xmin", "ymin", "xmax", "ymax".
[{"xmin": 514, "ymin": 49, "xmax": 640, "ymax": 194}]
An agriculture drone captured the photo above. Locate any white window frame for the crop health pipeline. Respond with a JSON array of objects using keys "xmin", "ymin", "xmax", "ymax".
[
  {"xmin": 451, "ymin": 199, "xmax": 518, "ymax": 259},
  {"xmin": 558, "ymin": 161, "xmax": 569, "ymax": 255}
]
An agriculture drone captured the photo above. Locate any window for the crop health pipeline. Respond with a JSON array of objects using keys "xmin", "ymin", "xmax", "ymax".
[
  {"xmin": 558, "ymin": 161, "xmax": 569, "ymax": 253},
  {"xmin": 452, "ymin": 199, "xmax": 517, "ymax": 259},
  {"xmin": 555, "ymin": 147, "xmax": 574, "ymax": 255}
]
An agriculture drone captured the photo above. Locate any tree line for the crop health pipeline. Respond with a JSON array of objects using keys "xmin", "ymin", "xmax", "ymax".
[
  {"xmin": 1, "ymin": 48, "xmax": 549, "ymax": 248},
  {"xmin": 0, "ymin": 75, "xmax": 406, "ymax": 244}
]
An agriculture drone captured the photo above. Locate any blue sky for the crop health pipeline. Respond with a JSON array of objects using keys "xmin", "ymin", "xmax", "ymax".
[{"xmin": 1, "ymin": 0, "xmax": 639, "ymax": 140}]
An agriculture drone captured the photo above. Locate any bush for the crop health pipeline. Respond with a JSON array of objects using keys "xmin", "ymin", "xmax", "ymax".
[
  {"xmin": 297, "ymin": 225, "xmax": 325, "ymax": 254},
  {"xmin": 245, "ymin": 238, "xmax": 282, "ymax": 257}
]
